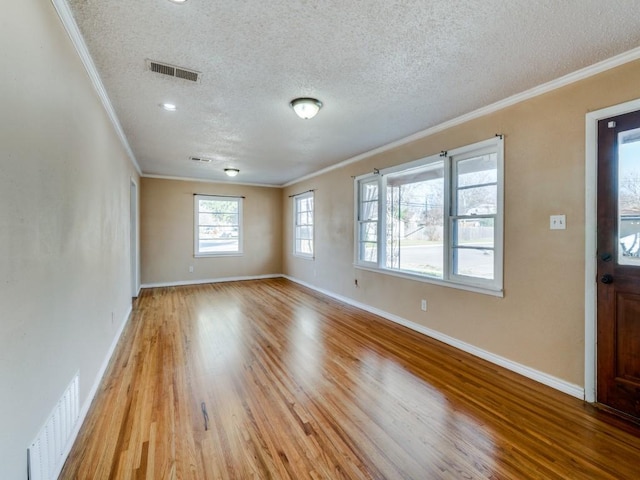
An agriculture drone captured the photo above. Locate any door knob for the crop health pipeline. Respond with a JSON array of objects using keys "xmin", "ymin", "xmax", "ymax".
[{"xmin": 601, "ymin": 274, "xmax": 614, "ymax": 284}]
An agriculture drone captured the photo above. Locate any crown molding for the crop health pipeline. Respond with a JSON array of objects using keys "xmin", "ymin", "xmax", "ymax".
[
  {"xmin": 283, "ymin": 46, "xmax": 640, "ymax": 188},
  {"xmin": 142, "ymin": 173, "xmax": 282, "ymax": 189},
  {"xmin": 50, "ymin": 0, "xmax": 142, "ymax": 176}
]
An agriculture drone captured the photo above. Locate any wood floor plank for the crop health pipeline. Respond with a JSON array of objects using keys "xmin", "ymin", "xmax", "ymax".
[{"xmin": 59, "ymin": 278, "xmax": 640, "ymax": 479}]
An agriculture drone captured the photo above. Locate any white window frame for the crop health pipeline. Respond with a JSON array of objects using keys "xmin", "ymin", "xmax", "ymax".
[
  {"xmin": 293, "ymin": 191, "xmax": 315, "ymax": 259},
  {"xmin": 354, "ymin": 137, "xmax": 504, "ymax": 296},
  {"xmin": 194, "ymin": 195, "xmax": 243, "ymax": 257}
]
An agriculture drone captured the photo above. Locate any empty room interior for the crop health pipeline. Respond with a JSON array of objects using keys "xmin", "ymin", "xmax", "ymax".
[{"xmin": 5, "ymin": 1, "xmax": 640, "ymax": 479}]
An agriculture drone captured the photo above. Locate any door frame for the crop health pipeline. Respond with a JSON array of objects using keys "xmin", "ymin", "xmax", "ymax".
[
  {"xmin": 130, "ymin": 177, "xmax": 140, "ymax": 298},
  {"xmin": 585, "ymin": 98, "xmax": 640, "ymax": 402}
]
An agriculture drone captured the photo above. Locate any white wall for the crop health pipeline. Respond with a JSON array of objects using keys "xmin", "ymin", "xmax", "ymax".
[{"xmin": 0, "ymin": 2, "xmax": 138, "ymax": 479}]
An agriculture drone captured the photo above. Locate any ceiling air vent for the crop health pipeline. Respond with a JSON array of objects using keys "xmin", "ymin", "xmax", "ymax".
[
  {"xmin": 147, "ymin": 60, "xmax": 200, "ymax": 83},
  {"xmin": 190, "ymin": 156, "xmax": 213, "ymax": 163}
]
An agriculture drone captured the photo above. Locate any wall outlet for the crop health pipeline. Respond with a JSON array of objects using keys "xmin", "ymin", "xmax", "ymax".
[
  {"xmin": 550, "ymin": 215, "xmax": 566, "ymax": 230},
  {"xmin": 354, "ymin": 279, "xmax": 358, "ymax": 287},
  {"xmin": 189, "ymin": 265, "xmax": 194, "ymax": 273},
  {"xmin": 421, "ymin": 299, "xmax": 427, "ymax": 311}
]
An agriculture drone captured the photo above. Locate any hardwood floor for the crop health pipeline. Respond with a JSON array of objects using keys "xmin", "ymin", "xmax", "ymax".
[{"xmin": 60, "ymin": 278, "xmax": 640, "ymax": 479}]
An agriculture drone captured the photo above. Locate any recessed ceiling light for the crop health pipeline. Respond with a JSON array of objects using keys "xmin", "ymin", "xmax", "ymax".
[
  {"xmin": 161, "ymin": 103, "xmax": 177, "ymax": 111},
  {"xmin": 290, "ymin": 97, "xmax": 323, "ymax": 119},
  {"xmin": 168, "ymin": 0, "xmax": 187, "ymax": 4},
  {"xmin": 224, "ymin": 168, "xmax": 240, "ymax": 177}
]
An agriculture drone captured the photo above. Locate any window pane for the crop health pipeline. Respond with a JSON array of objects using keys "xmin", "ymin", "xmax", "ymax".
[
  {"xmin": 195, "ymin": 196, "xmax": 241, "ymax": 255},
  {"xmin": 294, "ymin": 193, "xmax": 314, "ymax": 256},
  {"xmin": 199, "ymin": 212, "xmax": 239, "ymax": 226},
  {"xmin": 198, "ymin": 238, "xmax": 239, "ymax": 253},
  {"xmin": 360, "ymin": 181, "xmax": 378, "ymax": 221},
  {"xmin": 457, "ymin": 185, "xmax": 496, "ymax": 215},
  {"xmin": 453, "ymin": 248, "xmax": 494, "ymax": 279},
  {"xmin": 360, "ymin": 242, "xmax": 377, "ymax": 262},
  {"xmin": 296, "ymin": 239, "xmax": 313, "ymax": 255},
  {"xmin": 453, "ymin": 218, "xmax": 494, "ymax": 248},
  {"xmin": 297, "ymin": 226, "xmax": 313, "ymax": 240},
  {"xmin": 457, "ymin": 154, "xmax": 497, "ymax": 187},
  {"xmin": 359, "ymin": 222, "xmax": 377, "ymax": 242},
  {"xmin": 384, "ymin": 162, "xmax": 444, "ymax": 278}
]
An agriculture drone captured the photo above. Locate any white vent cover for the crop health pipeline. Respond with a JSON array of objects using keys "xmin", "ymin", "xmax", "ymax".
[
  {"xmin": 146, "ymin": 59, "xmax": 200, "ymax": 83},
  {"xmin": 190, "ymin": 156, "xmax": 213, "ymax": 163},
  {"xmin": 28, "ymin": 374, "xmax": 80, "ymax": 480}
]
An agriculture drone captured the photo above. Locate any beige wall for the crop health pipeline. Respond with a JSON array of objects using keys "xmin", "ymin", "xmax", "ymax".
[
  {"xmin": 141, "ymin": 178, "xmax": 282, "ymax": 285},
  {"xmin": 284, "ymin": 60, "xmax": 640, "ymax": 388},
  {"xmin": 0, "ymin": 1, "xmax": 139, "ymax": 479}
]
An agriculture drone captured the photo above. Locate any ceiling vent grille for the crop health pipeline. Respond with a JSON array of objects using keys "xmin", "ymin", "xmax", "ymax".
[
  {"xmin": 147, "ymin": 60, "xmax": 200, "ymax": 83},
  {"xmin": 190, "ymin": 156, "xmax": 214, "ymax": 163}
]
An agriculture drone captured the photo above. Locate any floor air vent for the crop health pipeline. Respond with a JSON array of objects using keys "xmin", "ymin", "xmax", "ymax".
[
  {"xmin": 147, "ymin": 60, "xmax": 200, "ymax": 83},
  {"xmin": 28, "ymin": 373, "xmax": 80, "ymax": 480}
]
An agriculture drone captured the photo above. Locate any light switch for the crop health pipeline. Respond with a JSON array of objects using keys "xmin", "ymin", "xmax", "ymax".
[{"xmin": 550, "ymin": 215, "xmax": 566, "ymax": 230}]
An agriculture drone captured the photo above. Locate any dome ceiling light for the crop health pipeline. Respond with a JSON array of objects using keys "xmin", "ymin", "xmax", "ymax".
[{"xmin": 290, "ymin": 97, "xmax": 323, "ymax": 120}]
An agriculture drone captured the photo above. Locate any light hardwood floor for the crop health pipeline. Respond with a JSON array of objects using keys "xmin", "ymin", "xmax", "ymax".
[{"xmin": 60, "ymin": 278, "xmax": 640, "ymax": 479}]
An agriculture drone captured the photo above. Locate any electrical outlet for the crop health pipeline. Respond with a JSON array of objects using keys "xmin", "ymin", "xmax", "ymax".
[
  {"xmin": 421, "ymin": 299, "xmax": 427, "ymax": 311},
  {"xmin": 354, "ymin": 279, "xmax": 358, "ymax": 287},
  {"xmin": 550, "ymin": 215, "xmax": 566, "ymax": 230},
  {"xmin": 189, "ymin": 265, "xmax": 194, "ymax": 273}
]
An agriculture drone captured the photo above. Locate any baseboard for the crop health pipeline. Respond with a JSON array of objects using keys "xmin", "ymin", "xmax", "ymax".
[
  {"xmin": 140, "ymin": 273, "xmax": 282, "ymax": 289},
  {"xmin": 283, "ymin": 275, "xmax": 585, "ymax": 400},
  {"xmin": 54, "ymin": 304, "xmax": 133, "ymax": 479}
]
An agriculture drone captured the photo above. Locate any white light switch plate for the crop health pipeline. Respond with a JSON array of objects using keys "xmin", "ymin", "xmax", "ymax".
[{"xmin": 550, "ymin": 215, "xmax": 566, "ymax": 230}]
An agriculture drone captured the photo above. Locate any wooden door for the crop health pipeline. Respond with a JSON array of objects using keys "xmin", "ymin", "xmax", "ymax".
[{"xmin": 597, "ymin": 110, "xmax": 640, "ymax": 419}]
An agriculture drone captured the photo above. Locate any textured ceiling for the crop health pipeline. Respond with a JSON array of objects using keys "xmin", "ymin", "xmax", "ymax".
[{"xmin": 67, "ymin": 0, "xmax": 640, "ymax": 186}]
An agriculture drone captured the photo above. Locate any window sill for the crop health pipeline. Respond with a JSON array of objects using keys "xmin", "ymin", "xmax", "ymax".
[
  {"xmin": 195, "ymin": 252, "xmax": 244, "ymax": 258},
  {"xmin": 354, "ymin": 264, "xmax": 504, "ymax": 297},
  {"xmin": 293, "ymin": 253, "xmax": 315, "ymax": 260}
]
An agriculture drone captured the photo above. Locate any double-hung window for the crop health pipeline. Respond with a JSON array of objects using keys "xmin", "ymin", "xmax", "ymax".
[
  {"xmin": 293, "ymin": 191, "xmax": 314, "ymax": 258},
  {"xmin": 354, "ymin": 137, "xmax": 503, "ymax": 295},
  {"xmin": 194, "ymin": 195, "xmax": 243, "ymax": 256}
]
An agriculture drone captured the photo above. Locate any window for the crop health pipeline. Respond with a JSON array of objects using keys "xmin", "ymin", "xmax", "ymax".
[
  {"xmin": 194, "ymin": 195, "xmax": 243, "ymax": 256},
  {"xmin": 354, "ymin": 137, "xmax": 503, "ymax": 294},
  {"xmin": 293, "ymin": 191, "xmax": 314, "ymax": 258}
]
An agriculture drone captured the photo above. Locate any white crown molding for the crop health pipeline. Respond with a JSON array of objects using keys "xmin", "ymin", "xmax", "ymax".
[
  {"xmin": 142, "ymin": 173, "xmax": 282, "ymax": 189},
  {"xmin": 50, "ymin": 0, "xmax": 142, "ymax": 176},
  {"xmin": 283, "ymin": 275, "xmax": 585, "ymax": 400},
  {"xmin": 283, "ymin": 46, "xmax": 640, "ymax": 188}
]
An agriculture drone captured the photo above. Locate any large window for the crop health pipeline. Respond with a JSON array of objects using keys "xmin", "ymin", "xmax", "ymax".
[
  {"xmin": 355, "ymin": 137, "xmax": 503, "ymax": 294},
  {"xmin": 293, "ymin": 191, "xmax": 314, "ymax": 258},
  {"xmin": 194, "ymin": 195, "xmax": 243, "ymax": 256}
]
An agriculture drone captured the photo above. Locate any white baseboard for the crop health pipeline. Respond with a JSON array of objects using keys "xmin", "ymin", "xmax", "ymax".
[
  {"xmin": 55, "ymin": 304, "xmax": 133, "ymax": 479},
  {"xmin": 140, "ymin": 273, "xmax": 282, "ymax": 289},
  {"xmin": 283, "ymin": 275, "xmax": 585, "ymax": 400}
]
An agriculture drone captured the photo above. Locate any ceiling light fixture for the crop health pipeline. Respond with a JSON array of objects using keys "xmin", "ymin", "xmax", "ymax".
[
  {"xmin": 224, "ymin": 168, "xmax": 240, "ymax": 177},
  {"xmin": 168, "ymin": 0, "xmax": 187, "ymax": 4},
  {"xmin": 290, "ymin": 97, "xmax": 323, "ymax": 120},
  {"xmin": 161, "ymin": 103, "xmax": 177, "ymax": 111}
]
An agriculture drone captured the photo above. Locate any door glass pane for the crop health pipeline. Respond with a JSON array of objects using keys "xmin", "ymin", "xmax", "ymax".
[{"xmin": 618, "ymin": 127, "xmax": 640, "ymax": 265}]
